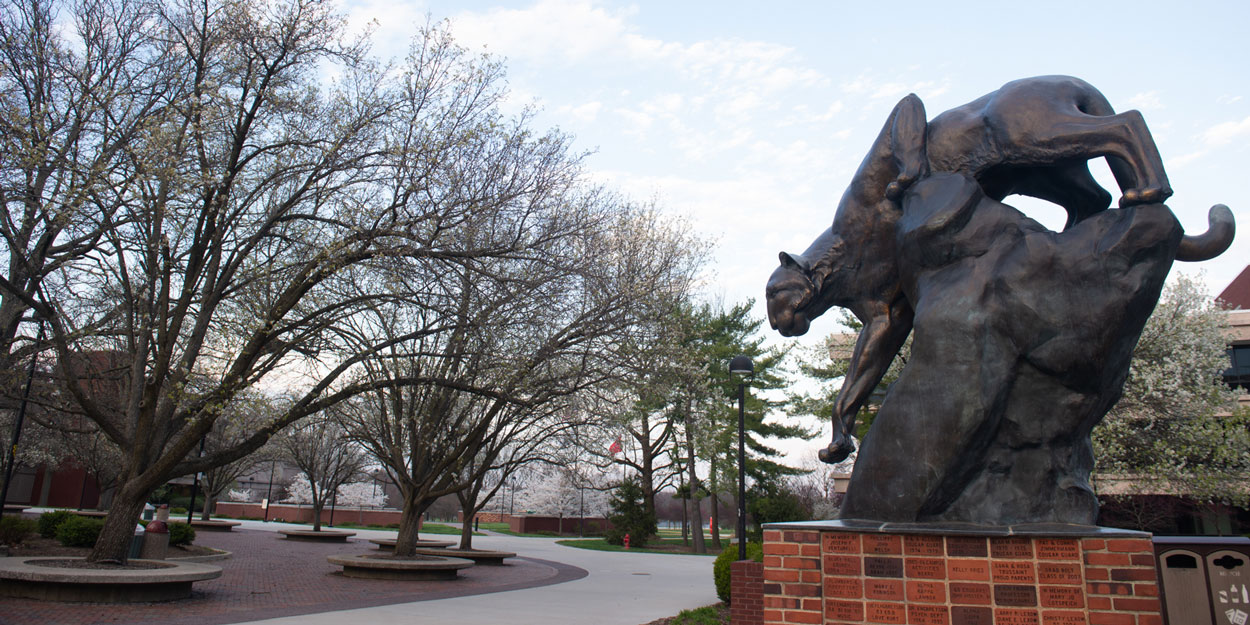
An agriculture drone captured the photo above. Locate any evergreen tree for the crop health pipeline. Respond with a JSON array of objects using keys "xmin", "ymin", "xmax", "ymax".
[{"xmin": 606, "ymin": 478, "xmax": 657, "ymax": 546}]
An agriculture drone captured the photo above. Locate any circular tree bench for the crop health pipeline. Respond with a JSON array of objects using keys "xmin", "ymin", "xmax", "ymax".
[
  {"xmin": 0, "ymin": 557, "xmax": 222, "ymax": 602},
  {"xmin": 278, "ymin": 529, "xmax": 356, "ymax": 542},
  {"xmin": 189, "ymin": 519, "xmax": 241, "ymax": 532},
  {"xmin": 368, "ymin": 538, "xmax": 455, "ymax": 551},
  {"xmin": 411, "ymin": 547, "xmax": 515, "ymax": 565},
  {"xmin": 326, "ymin": 553, "xmax": 473, "ymax": 580}
]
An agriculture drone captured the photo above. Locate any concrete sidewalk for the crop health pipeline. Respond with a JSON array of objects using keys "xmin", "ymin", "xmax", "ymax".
[{"xmin": 229, "ymin": 519, "xmax": 719, "ymax": 625}]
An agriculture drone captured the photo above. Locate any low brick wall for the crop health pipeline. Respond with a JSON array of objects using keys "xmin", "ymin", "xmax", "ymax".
[
  {"xmin": 459, "ymin": 512, "xmax": 610, "ymax": 535},
  {"xmin": 732, "ymin": 559, "xmax": 765, "ymax": 625},
  {"xmin": 214, "ymin": 502, "xmax": 408, "ymax": 527},
  {"xmin": 761, "ymin": 522, "xmax": 1163, "ymax": 625}
]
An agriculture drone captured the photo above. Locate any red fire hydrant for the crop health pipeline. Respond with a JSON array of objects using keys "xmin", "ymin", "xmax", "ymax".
[{"xmin": 623, "ymin": 534, "xmax": 631, "ymax": 550}]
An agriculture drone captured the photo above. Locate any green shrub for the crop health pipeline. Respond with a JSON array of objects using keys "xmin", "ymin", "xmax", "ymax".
[
  {"xmin": 170, "ymin": 507, "xmax": 187, "ymax": 515},
  {"xmin": 605, "ymin": 479, "xmax": 657, "ymax": 546},
  {"xmin": 56, "ymin": 515, "xmax": 105, "ymax": 547},
  {"xmin": 38, "ymin": 510, "xmax": 76, "ymax": 539},
  {"xmin": 0, "ymin": 516, "xmax": 37, "ymax": 545},
  {"xmin": 713, "ymin": 541, "xmax": 763, "ymax": 604},
  {"xmin": 167, "ymin": 522, "xmax": 195, "ymax": 546}
]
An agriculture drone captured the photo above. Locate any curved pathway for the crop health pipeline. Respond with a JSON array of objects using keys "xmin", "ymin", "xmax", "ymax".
[{"xmin": 0, "ymin": 519, "xmax": 717, "ymax": 625}]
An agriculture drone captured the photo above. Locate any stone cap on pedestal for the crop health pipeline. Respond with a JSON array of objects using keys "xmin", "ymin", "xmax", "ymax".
[{"xmin": 763, "ymin": 519, "xmax": 1150, "ymax": 538}]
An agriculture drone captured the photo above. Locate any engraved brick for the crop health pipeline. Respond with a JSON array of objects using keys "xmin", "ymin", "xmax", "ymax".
[
  {"xmin": 865, "ymin": 578, "xmax": 904, "ymax": 601},
  {"xmin": 907, "ymin": 580, "xmax": 947, "ymax": 603},
  {"xmin": 949, "ymin": 582, "xmax": 992, "ymax": 605},
  {"xmin": 949, "ymin": 558, "xmax": 991, "ymax": 581},
  {"xmin": 947, "ymin": 537, "xmax": 988, "ymax": 558},
  {"xmin": 1039, "ymin": 586, "xmax": 1084, "ymax": 609},
  {"xmin": 1034, "ymin": 539, "xmax": 1079, "ymax": 561},
  {"xmin": 862, "ymin": 534, "xmax": 903, "ymax": 555},
  {"xmin": 906, "ymin": 535, "xmax": 945, "ymax": 556},
  {"xmin": 994, "ymin": 584, "xmax": 1038, "ymax": 607},
  {"xmin": 864, "ymin": 556, "xmax": 903, "ymax": 578},
  {"xmin": 824, "ymin": 554, "xmax": 862, "ymax": 576},
  {"xmin": 823, "ymin": 532, "xmax": 860, "ymax": 554},
  {"xmin": 865, "ymin": 601, "xmax": 907, "ymax": 624},
  {"xmin": 950, "ymin": 605, "xmax": 993, "ymax": 625},
  {"xmin": 1036, "ymin": 562, "xmax": 1082, "ymax": 585},
  {"xmin": 825, "ymin": 599, "xmax": 863, "ymax": 622},
  {"xmin": 992, "ymin": 561, "xmax": 1037, "ymax": 584},
  {"xmin": 994, "ymin": 608, "xmax": 1041, "ymax": 624},
  {"xmin": 991, "ymin": 537, "xmax": 1034, "ymax": 559},
  {"xmin": 908, "ymin": 603, "xmax": 951, "ymax": 625},
  {"xmin": 906, "ymin": 557, "xmax": 947, "ymax": 580},
  {"xmin": 824, "ymin": 576, "xmax": 863, "ymax": 599},
  {"xmin": 1040, "ymin": 610, "xmax": 1087, "ymax": 625}
]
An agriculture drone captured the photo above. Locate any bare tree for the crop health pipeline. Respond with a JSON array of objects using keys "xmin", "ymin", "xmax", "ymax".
[
  {"xmin": 278, "ymin": 414, "xmax": 367, "ymax": 531},
  {"xmin": 341, "ymin": 204, "xmax": 706, "ymax": 557},
  {"xmin": 0, "ymin": 0, "xmax": 610, "ymax": 563}
]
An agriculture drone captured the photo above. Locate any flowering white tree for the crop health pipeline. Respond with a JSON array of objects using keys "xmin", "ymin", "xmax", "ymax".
[
  {"xmin": 518, "ymin": 468, "xmax": 610, "ymax": 517},
  {"xmin": 227, "ymin": 489, "xmax": 253, "ymax": 502},
  {"xmin": 335, "ymin": 482, "xmax": 388, "ymax": 508},
  {"xmin": 1093, "ymin": 273, "xmax": 1249, "ymax": 508}
]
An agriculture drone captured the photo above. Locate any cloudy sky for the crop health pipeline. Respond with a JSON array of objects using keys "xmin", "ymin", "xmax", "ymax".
[{"xmin": 338, "ymin": 0, "xmax": 1250, "ymax": 459}]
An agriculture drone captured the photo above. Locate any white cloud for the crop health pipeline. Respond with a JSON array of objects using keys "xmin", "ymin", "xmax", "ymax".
[
  {"xmin": 1127, "ymin": 91, "xmax": 1164, "ymax": 111},
  {"xmin": 1201, "ymin": 115, "xmax": 1250, "ymax": 147}
]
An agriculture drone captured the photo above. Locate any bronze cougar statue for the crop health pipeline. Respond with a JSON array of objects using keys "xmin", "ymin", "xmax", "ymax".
[{"xmin": 765, "ymin": 75, "xmax": 1235, "ymax": 464}]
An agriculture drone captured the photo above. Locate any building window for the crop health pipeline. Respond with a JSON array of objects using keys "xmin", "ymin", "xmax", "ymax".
[{"xmin": 1223, "ymin": 344, "xmax": 1250, "ymax": 391}]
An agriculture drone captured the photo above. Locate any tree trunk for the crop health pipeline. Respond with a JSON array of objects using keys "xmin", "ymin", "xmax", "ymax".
[
  {"xmin": 393, "ymin": 500, "xmax": 425, "ymax": 556},
  {"xmin": 86, "ymin": 482, "xmax": 148, "ymax": 563},
  {"xmin": 311, "ymin": 501, "xmax": 324, "ymax": 532},
  {"xmin": 199, "ymin": 493, "xmax": 215, "ymax": 521},
  {"xmin": 459, "ymin": 510, "xmax": 475, "ymax": 550},
  {"xmin": 684, "ymin": 421, "xmax": 705, "ymax": 554},
  {"xmin": 709, "ymin": 456, "xmax": 722, "ymax": 549}
]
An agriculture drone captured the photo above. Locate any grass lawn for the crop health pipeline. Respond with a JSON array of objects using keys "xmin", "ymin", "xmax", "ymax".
[{"xmin": 557, "ymin": 537, "xmax": 721, "ymax": 556}]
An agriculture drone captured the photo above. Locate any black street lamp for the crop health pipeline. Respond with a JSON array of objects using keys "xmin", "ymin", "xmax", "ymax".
[{"xmin": 729, "ymin": 354, "xmax": 754, "ymax": 561}]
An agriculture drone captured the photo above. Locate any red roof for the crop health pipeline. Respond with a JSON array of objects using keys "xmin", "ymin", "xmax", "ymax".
[{"xmin": 1218, "ymin": 265, "xmax": 1250, "ymax": 309}]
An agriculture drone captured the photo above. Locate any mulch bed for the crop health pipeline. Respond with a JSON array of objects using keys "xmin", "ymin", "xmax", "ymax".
[
  {"xmin": 0, "ymin": 528, "xmax": 584, "ymax": 625},
  {"xmin": 6, "ymin": 536, "xmax": 217, "ymax": 560},
  {"xmin": 23, "ymin": 558, "xmax": 173, "ymax": 570}
]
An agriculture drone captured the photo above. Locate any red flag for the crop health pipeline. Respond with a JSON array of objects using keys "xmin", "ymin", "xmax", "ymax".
[{"xmin": 608, "ymin": 438, "xmax": 622, "ymax": 454}]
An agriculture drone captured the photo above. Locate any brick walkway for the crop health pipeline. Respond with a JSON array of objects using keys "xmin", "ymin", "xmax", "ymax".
[{"xmin": 0, "ymin": 529, "xmax": 585, "ymax": 625}]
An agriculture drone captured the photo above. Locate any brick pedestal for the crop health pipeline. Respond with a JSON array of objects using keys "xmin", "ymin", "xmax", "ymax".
[
  {"xmin": 762, "ymin": 521, "xmax": 1163, "ymax": 625},
  {"xmin": 733, "ymin": 560, "xmax": 766, "ymax": 625}
]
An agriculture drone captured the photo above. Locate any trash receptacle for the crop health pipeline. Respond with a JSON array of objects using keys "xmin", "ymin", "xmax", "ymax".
[
  {"xmin": 1155, "ymin": 536, "xmax": 1250, "ymax": 625},
  {"xmin": 128, "ymin": 523, "xmax": 145, "ymax": 560},
  {"xmin": 142, "ymin": 504, "xmax": 155, "ymax": 521}
]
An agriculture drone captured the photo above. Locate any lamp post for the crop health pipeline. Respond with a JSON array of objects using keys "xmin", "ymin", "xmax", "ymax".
[{"xmin": 729, "ymin": 354, "xmax": 754, "ymax": 561}]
